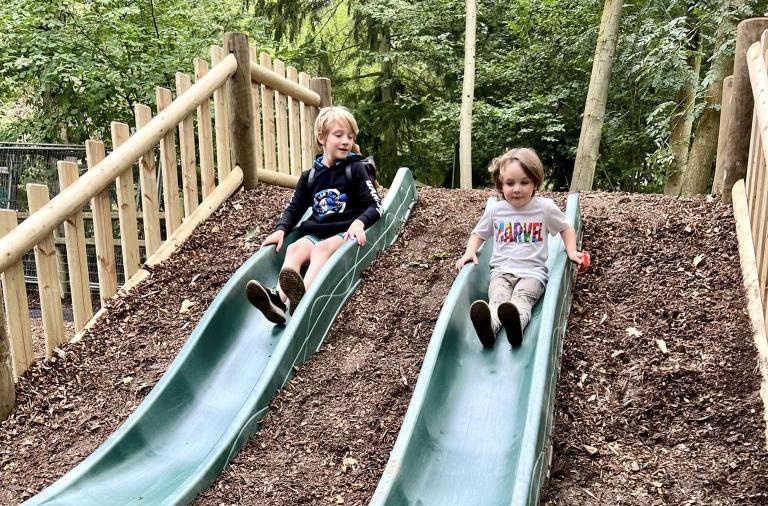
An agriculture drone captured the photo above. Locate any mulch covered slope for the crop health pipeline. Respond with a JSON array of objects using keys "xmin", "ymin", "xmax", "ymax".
[
  {"xmin": 542, "ymin": 193, "xmax": 768, "ymax": 505},
  {"xmin": 1, "ymin": 187, "xmax": 766, "ymax": 506},
  {"xmin": 0, "ymin": 184, "xmax": 292, "ymax": 504}
]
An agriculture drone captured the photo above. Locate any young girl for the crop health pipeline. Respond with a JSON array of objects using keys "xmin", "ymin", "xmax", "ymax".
[
  {"xmin": 246, "ymin": 106, "xmax": 382, "ymax": 324},
  {"xmin": 455, "ymin": 148, "xmax": 584, "ymax": 347}
]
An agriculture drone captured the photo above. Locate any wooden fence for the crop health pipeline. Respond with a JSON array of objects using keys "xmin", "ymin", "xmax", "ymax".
[
  {"xmin": 733, "ymin": 29, "xmax": 768, "ymax": 344},
  {"xmin": 0, "ymin": 32, "xmax": 330, "ymax": 383}
]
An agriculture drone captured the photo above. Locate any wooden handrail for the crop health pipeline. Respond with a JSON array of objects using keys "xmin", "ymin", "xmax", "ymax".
[
  {"xmin": 0, "ymin": 54, "xmax": 237, "ymax": 274},
  {"xmin": 250, "ymin": 59, "xmax": 321, "ymax": 107}
]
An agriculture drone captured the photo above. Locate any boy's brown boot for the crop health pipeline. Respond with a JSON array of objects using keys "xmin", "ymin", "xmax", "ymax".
[
  {"xmin": 470, "ymin": 300, "xmax": 496, "ymax": 347},
  {"xmin": 498, "ymin": 302, "xmax": 523, "ymax": 347},
  {"xmin": 279, "ymin": 267, "xmax": 306, "ymax": 314},
  {"xmin": 246, "ymin": 280, "xmax": 287, "ymax": 325}
]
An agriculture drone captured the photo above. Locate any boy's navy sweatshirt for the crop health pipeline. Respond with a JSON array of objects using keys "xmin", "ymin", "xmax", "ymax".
[{"xmin": 274, "ymin": 153, "xmax": 383, "ymax": 239}]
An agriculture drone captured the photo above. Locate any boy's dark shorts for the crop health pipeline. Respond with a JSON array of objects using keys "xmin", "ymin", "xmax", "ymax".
[{"xmin": 301, "ymin": 232, "xmax": 345, "ymax": 244}]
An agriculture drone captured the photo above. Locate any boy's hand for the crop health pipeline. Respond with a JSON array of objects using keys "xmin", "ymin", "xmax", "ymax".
[
  {"xmin": 261, "ymin": 230, "xmax": 285, "ymax": 252},
  {"xmin": 455, "ymin": 252, "xmax": 478, "ymax": 272},
  {"xmin": 344, "ymin": 220, "xmax": 367, "ymax": 246}
]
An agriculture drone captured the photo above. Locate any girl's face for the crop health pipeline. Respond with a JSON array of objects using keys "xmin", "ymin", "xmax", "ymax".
[
  {"xmin": 499, "ymin": 161, "xmax": 535, "ymax": 208},
  {"xmin": 318, "ymin": 120, "xmax": 355, "ymax": 166}
]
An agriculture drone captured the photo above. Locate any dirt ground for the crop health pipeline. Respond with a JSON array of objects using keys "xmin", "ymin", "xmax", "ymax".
[{"xmin": 1, "ymin": 187, "xmax": 767, "ymax": 506}]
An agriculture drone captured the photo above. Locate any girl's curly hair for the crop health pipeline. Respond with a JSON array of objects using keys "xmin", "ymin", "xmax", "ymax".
[{"xmin": 488, "ymin": 148, "xmax": 545, "ymax": 192}]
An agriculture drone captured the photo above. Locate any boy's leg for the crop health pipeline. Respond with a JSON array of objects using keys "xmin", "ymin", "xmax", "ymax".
[
  {"xmin": 277, "ymin": 237, "xmax": 314, "ymax": 301},
  {"xmin": 302, "ymin": 234, "xmax": 346, "ymax": 289},
  {"xmin": 507, "ymin": 278, "xmax": 545, "ymax": 330}
]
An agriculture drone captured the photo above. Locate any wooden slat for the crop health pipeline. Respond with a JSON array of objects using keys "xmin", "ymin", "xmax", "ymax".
[
  {"xmin": 0, "ymin": 55, "xmax": 236, "ymax": 276},
  {"xmin": 746, "ymin": 109, "xmax": 759, "ymax": 217},
  {"xmin": 27, "ymin": 184, "xmax": 65, "ymax": 357},
  {"xmin": 260, "ymin": 52, "xmax": 277, "ymax": 172},
  {"xmin": 110, "ymin": 122, "xmax": 141, "ymax": 280},
  {"xmin": 249, "ymin": 47, "xmax": 264, "ymax": 171},
  {"xmin": 176, "ymin": 72, "xmax": 200, "ymax": 217},
  {"xmin": 287, "ymin": 66, "xmax": 302, "ymax": 175},
  {"xmin": 57, "ymin": 161, "xmax": 93, "ymax": 332},
  {"xmin": 195, "ymin": 58, "xmax": 216, "ymax": 199},
  {"xmin": 134, "ymin": 104, "xmax": 162, "ymax": 256},
  {"xmin": 299, "ymin": 72, "xmax": 315, "ymax": 170},
  {"xmin": 249, "ymin": 60, "xmax": 321, "ymax": 106},
  {"xmin": 274, "ymin": 59, "xmax": 290, "ymax": 174},
  {"xmin": 86, "ymin": 140, "xmax": 118, "ymax": 305},
  {"xmin": 0, "ymin": 211, "xmax": 33, "ymax": 376},
  {"xmin": 156, "ymin": 86, "xmax": 183, "ymax": 235},
  {"xmin": 212, "ymin": 46, "xmax": 232, "ymax": 181}
]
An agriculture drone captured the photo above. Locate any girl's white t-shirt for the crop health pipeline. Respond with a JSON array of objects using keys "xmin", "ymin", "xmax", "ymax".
[{"xmin": 471, "ymin": 196, "xmax": 569, "ymax": 284}]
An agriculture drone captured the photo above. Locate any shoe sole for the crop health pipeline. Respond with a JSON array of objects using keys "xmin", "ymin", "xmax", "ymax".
[
  {"xmin": 279, "ymin": 268, "xmax": 306, "ymax": 313},
  {"xmin": 498, "ymin": 302, "xmax": 523, "ymax": 346},
  {"xmin": 470, "ymin": 300, "xmax": 496, "ymax": 347},
  {"xmin": 246, "ymin": 280, "xmax": 286, "ymax": 325}
]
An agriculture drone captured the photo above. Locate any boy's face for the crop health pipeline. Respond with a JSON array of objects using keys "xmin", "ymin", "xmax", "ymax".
[
  {"xmin": 500, "ymin": 161, "xmax": 535, "ymax": 208},
  {"xmin": 318, "ymin": 120, "xmax": 355, "ymax": 166}
]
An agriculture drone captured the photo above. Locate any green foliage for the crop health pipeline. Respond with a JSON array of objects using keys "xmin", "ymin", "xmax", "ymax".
[
  {"xmin": 0, "ymin": 0, "xmax": 269, "ymax": 143},
  {"xmin": 2, "ymin": 0, "xmax": 766, "ymax": 191}
]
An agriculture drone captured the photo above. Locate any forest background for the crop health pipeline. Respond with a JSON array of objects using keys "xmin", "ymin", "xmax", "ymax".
[{"xmin": 1, "ymin": 0, "xmax": 767, "ymax": 192}]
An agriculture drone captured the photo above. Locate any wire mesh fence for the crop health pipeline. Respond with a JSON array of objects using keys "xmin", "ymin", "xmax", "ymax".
[{"xmin": 1, "ymin": 142, "xmax": 166, "ymax": 321}]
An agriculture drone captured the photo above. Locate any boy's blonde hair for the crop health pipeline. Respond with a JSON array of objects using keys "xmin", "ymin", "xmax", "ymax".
[
  {"xmin": 488, "ymin": 148, "xmax": 545, "ymax": 192},
  {"xmin": 315, "ymin": 106, "xmax": 358, "ymax": 149}
]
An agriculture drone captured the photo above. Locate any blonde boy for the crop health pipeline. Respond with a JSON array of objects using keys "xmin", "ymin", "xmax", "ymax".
[{"xmin": 246, "ymin": 106, "xmax": 383, "ymax": 324}]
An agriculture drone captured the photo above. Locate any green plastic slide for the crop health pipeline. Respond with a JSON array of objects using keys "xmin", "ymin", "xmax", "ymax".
[
  {"xmin": 26, "ymin": 168, "xmax": 417, "ymax": 506},
  {"xmin": 370, "ymin": 193, "xmax": 581, "ymax": 506}
]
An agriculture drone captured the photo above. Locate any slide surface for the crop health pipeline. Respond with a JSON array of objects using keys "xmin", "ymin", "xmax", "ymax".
[
  {"xmin": 26, "ymin": 168, "xmax": 417, "ymax": 506},
  {"xmin": 370, "ymin": 193, "xmax": 581, "ymax": 506}
]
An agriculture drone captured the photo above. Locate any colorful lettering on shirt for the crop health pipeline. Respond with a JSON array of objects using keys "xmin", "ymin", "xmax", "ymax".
[{"xmin": 496, "ymin": 221, "xmax": 544, "ymax": 243}]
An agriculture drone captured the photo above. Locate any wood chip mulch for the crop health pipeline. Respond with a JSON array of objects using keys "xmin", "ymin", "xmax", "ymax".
[
  {"xmin": 0, "ymin": 184, "xmax": 292, "ymax": 504},
  {"xmin": 1, "ymin": 188, "xmax": 767, "ymax": 506},
  {"xmin": 542, "ymin": 193, "xmax": 768, "ymax": 505}
]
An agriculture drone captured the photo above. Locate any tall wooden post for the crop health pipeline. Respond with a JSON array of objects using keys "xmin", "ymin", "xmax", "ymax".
[
  {"xmin": 459, "ymin": 0, "xmax": 477, "ymax": 189},
  {"xmin": 225, "ymin": 32, "xmax": 257, "ymax": 189},
  {"xmin": 722, "ymin": 18, "xmax": 768, "ymax": 204},
  {"xmin": 0, "ymin": 286, "xmax": 15, "ymax": 422},
  {"xmin": 713, "ymin": 75, "xmax": 734, "ymax": 195},
  {"xmin": 570, "ymin": 0, "xmax": 624, "ymax": 192}
]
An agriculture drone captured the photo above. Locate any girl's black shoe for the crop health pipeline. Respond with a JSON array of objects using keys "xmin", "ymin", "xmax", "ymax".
[
  {"xmin": 246, "ymin": 280, "xmax": 287, "ymax": 325},
  {"xmin": 498, "ymin": 302, "xmax": 523, "ymax": 347},
  {"xmin": 470, "ymin": 300, "xmax": 496, "ymax": 347}
]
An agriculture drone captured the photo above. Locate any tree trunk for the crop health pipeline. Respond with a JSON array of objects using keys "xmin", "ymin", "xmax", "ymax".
[
  {"xmin": 0, "ymin": 285, "xmax": 15, "ymax": 422},
  {"xmin": 722, "ymin": 18, "xmax": 768, "ymax": 204},
  {"xmin": 570, "ymin": 0, "xmax": 624, "ymax": 192},
  {"xmin": 665, "ymin": 31, "xmax": 702, "ymax": 196},
  {"xmin": 379, "ymin": 30, "xmax": 398, "ymax": 181},
  {"xmin": 684, "ymin": 2, "xmax": 741, "ymax": 195},
  {"xmin": 459, "ymin": 0, "xmax": 477, "ymax": 189}
]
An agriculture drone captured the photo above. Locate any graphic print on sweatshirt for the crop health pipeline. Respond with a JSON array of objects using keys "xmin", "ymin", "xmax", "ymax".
[
  {"xmin": 495, "ymin": 221, "xmax": 544, "ymax": 243},
  {"xmin": 313, "ymin": 188, "xmax": 349, "ymax": 219}
]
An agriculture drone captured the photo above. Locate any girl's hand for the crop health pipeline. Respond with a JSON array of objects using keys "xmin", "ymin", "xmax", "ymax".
[
  {"xmin": 344, "ymin": 220, "xmax": 367, "ymax": 246},
  {"xmin": 567, "ymin": 250, "xmax": 584, "ymax": 265},
  {"xmin": 455, "ymin": 252, "xmax": 478, "ymax": 272},
  {"xmin": 261, "ymin": 230, "xmax": 285, "ymax": 252}
]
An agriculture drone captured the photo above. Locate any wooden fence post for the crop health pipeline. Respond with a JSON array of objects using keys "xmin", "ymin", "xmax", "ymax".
[
  {"xmin": 722, "ymin": 18, "xmax": 768, "ymax": 204},
  {"xmin": 225, "ymin": 32, "xmax": 257, "ymax": 189},
  {"xmin": 0, "ymin": 289, "xmax": 14, "ymax": 422},
  {"xmin": 713, "ymin": 75, "xmax": 734, "ymax": 195},
  {"xmin": 310, "ymin": 78, "xmax": 332, "ymax": 108}
]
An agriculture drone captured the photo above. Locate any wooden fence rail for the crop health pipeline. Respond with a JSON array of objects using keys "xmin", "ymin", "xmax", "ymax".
[{"xmin": 0, "ymin": 31, "xmax": 326, "ymax": 402}]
